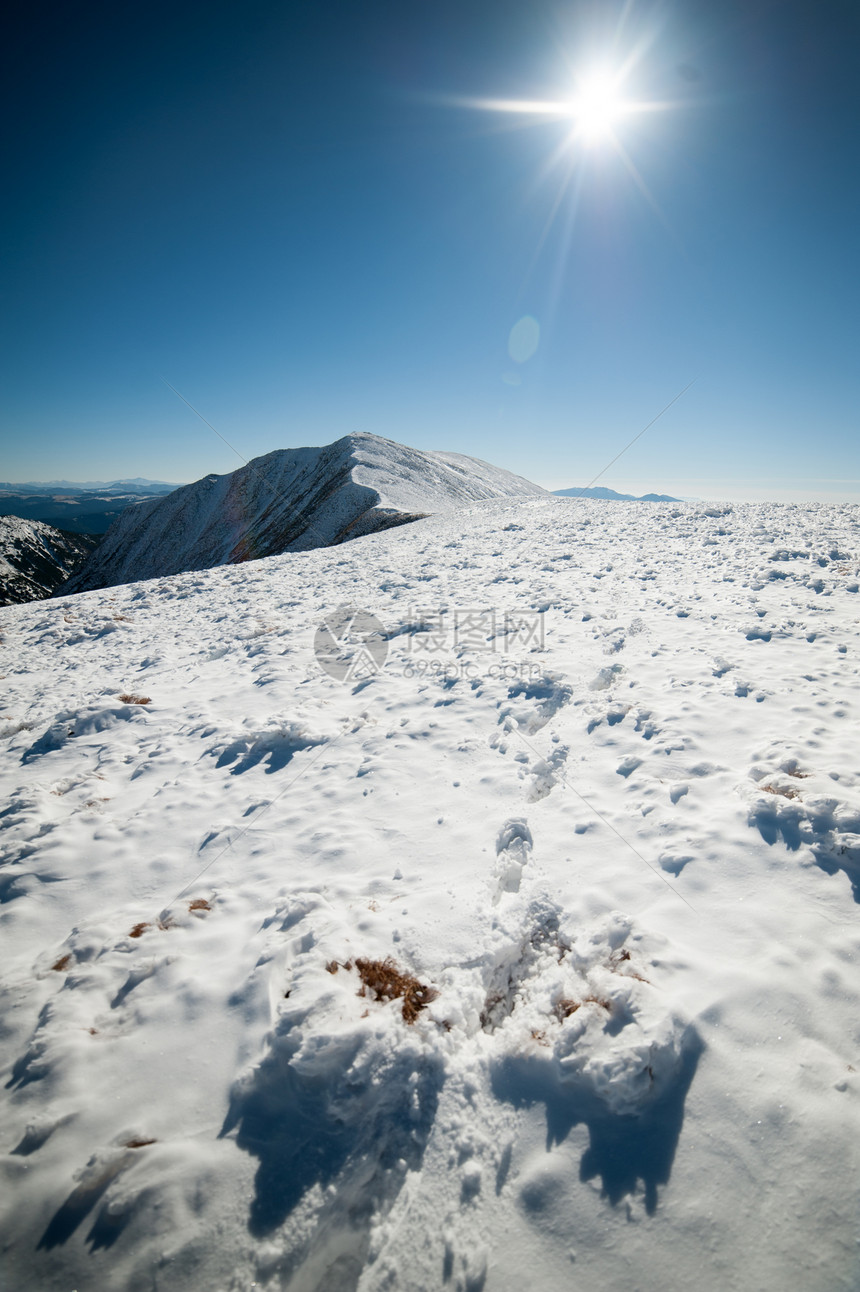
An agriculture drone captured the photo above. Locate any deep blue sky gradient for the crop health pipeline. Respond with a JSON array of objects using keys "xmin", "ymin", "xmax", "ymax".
[{"xmin": 2, "ymin": 0, "xmax": 858, "ymax": 499}]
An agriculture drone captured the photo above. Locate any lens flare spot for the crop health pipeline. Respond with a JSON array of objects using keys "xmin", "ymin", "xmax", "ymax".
[{"xmin": 508, "ymin": 316, "xmax": 540, "ymax": 364}]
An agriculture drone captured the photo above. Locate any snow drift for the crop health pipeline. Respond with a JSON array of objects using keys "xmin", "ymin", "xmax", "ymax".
[{"xmin": 61, "ymin": 433, "xmax": 547, "ymax": 593}]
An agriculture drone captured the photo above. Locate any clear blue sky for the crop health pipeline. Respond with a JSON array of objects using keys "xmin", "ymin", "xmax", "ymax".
[{"xmin": 2, "ymin": 0, "xmax": 858, "ymax": 500}]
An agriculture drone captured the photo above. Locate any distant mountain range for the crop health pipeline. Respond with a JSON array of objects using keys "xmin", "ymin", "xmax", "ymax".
[
  {"xmin": 0, "ymin": 480, "xmax": 181, "ymax": 535},
  {"xmin": 0, "ymin": 517, "xmax": 99, "ymax": 605},
  {"xmin": 61, "ymin": 433, "xmax": 548, "ymax": 595},
  {"xmin": 552, "ymin": 486, "xmax": 681, "ymax": 502},
  {"xmin": 0, "ymin": 478, "xmax": 180, "ymax": 494}
]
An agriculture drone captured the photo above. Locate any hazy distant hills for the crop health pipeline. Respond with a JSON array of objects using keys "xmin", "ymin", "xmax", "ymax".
[
  {"xmin": 61, "ymin": 433, "xmax": 549, "ymax": 594},
  {"xmin": 553, "ymin": 486, "xmax": 681, "ymax": 502},
  {"xmin": 0, "ymin": 517, "xmax": 98, "ymax": 605},
  {"xmin": 0, "ymin": 478, "xmax": 179, "ymax": 494},
  {"xmin": 0, "ymin": 479, "xmax": 181, "ymax": 535}
]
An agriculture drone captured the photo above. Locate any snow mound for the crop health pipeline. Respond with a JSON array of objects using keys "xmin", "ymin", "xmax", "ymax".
[{"xmin": 481, "ymin": 903, "xmax": 692, "ymax": 1116}]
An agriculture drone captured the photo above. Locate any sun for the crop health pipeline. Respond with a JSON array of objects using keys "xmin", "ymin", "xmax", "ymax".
[
  {"xmin": 570, "ymin": 72, "xmax": 627, "ymax": 144},
  {"xmin": 446, "ymin": 53, "xmax": 673, "ymax": 250}
]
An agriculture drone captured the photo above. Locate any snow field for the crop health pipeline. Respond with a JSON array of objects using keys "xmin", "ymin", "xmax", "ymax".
[{"xmin": 1, "ymin": 496, "xmax": 859, "ymax": 1290}]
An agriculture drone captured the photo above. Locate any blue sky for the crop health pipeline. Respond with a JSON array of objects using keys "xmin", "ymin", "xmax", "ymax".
[{"xmin": 2, "ymin": 0, "xmax": 858, "ymax": 500}]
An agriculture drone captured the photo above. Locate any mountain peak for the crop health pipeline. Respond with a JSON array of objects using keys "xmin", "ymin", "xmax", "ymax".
[{"xmin": 61, "ymin": 434, "xmax": 547, "ymax": 594}]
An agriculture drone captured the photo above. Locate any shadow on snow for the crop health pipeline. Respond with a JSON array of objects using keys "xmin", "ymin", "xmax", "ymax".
[
  {"xmin": 220, "ymin": 1026, "xmax": 444, "ymax": 1288},
  {"xmin": 491, "ymin": 1028, "xmax": 704, "ymax": 1215}
]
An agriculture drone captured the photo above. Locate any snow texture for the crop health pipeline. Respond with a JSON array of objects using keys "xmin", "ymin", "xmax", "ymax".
[{"xmin": 1, "ymin": 495, "xmax": 860, "ymax": 1290}]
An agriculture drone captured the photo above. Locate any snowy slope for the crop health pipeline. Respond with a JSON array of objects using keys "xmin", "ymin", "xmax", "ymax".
[
  {"xmin": 62, "ymin": 434, "xmax": 548, "ymax": 593},
  {"xmin": 0, "ymin": 517, "xmax": 98, "ymax": 605},
  {"xmin": 1, "ymin": 498, "xmax": 860, "ymax": 1291}
]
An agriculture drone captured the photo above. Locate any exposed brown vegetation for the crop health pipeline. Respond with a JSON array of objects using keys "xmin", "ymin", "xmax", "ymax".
[
  {"xmin": 326, "ymin": 958, "xmax": 352, "ymax": 974},
  {"xmin": 762, "ymin": 784, "xmax": 800, "ymax": 800},
  {"xmin": 188, "ymin": 899, "xmax": 210, "ymax": 912},
  {"xmin": 119, "ymin": 693, "xmax": 151, "ymax": 705},
  {"xmin": 113, "ymin": 615, "xmax": 133, "ymax": 622},
  {"xmin": 51, "ymin": 954, "xmax": 72, "ymax": 972},
  {"xmin": 129, "ymin": 922, "xmax": 150, "ymax": 938},
  {"xmin": 355, "ymin": 956, "xmax": 438, "ymax": 1023},
  {"xmin": 786, "ymin": 768, "xmax": 810, "ymax": 779},
  {"xmin": 124, "ymin": 1137, "xmax": 157, "ymax": 1149},
  {"xmin": 608, "ymin": 947, "xmax": 650, "ymax": 983},
  {"xmin": 554, "ymin": 994, "xmax": 611, "ymax": 1022}
]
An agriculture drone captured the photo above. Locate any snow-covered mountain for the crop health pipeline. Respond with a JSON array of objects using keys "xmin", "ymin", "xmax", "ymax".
[
  {"xmin": 2, "ymin": 496, "xmax": 859, "ymax": 1290},
  {"xmin": 62, "ymin": 433, "xmax": 548, "ymax": 594},
  {"xmin": 0, "ymin": 517, "xmax": 98, "ymax": 605}
]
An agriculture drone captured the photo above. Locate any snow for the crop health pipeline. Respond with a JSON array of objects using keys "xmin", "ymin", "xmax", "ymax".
[
  {"xmin": 63, "ymin": 433, "xmax": 548, "ymax": 594},
  {"xmin": 1, "ymin": 495, "xmax": 860, "ymax": 1290}
]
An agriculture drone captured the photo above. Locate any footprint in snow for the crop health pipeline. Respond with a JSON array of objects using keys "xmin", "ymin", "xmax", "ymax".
[
  {"xmin": 492, "ymin": 819, "xmax": 533, "ymax": 901},
  {"xmin": 526, "ymin": 753, "xmax": 566, "ymax": 802},
  {"xmin": 499, "ymin": 672, "xmax": 572, "ymax": 734}
]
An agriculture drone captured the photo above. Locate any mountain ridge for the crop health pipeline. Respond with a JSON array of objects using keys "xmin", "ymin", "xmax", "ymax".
[{"xmin": 61, "ymin": 433, "xmax": 548, "ymax": 594}]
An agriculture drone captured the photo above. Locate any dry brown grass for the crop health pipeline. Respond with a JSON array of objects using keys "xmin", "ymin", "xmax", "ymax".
[
  {"xmin": 762, "ymin": 784, "xmax": 800, "ymax": 800},
  {"xmin": 354, "ymin": 956, "xmax": 438, "ymax": 1023},
  {"xmin": 129, "ymin": 922, "xmax": 150, "ymax": 938},
  {"xmin": 608, "ymin": 948, "xmax": 650, "ymax": 982},
  {"xmin": 786, "ymin": 768, "xmax": 810, "ymax": 779},
  {"xmin": 554, "ymin": 994, "xmax": 611, "ymax": 1022},
  {"xmin": 124, "ymin": 1137, "xmax": 156, "ymax": 1149},
  {"xmin": 51, "ymin": 954, "xmax": 72, "ymax": 972},
  {"xmin": 188, "ymin": 898, "xmax": 210, "ymax": 912},
  {"xmin": 119, "ymin": 693, "xmax": 151, "ymax": 705}
]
